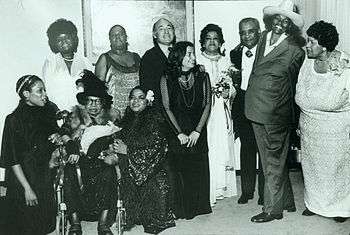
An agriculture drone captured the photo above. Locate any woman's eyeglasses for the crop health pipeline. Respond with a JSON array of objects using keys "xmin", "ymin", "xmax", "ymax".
[{"xmin": 86, "ymin": 97, "xmax": 102, "ymax": 106}]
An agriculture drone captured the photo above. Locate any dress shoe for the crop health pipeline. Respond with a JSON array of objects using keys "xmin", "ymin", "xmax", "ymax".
[
  {"xmin": 302, "ymin": 208, "xmax": 315, "ymax": 216},
  {"xmin": 333, "ymin": 217, "xmax": 347, "ymax": 223},
  {"xmin": 251, "ymin": 212, "xmax": 283, "ymax": 223},
  {"xmin": 237, "ymin": 195, "xmax": 253, "ymax": 204},
  {"xmin": 257, "ymin": 197, "xmax": 264, "ymax": 206}
]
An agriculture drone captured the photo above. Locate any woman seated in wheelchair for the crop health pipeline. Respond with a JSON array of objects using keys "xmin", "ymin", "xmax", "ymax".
[
  {"xmin": 112, "ymin": 86, "xmax": 176, "ymax": 234},
  {"xmin": 51, "ymin": 70, "xmax": 121, "ymax": 235}
]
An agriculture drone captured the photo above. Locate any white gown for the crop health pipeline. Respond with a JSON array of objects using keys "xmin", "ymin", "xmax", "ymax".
[
  {"xmin": 197, "ymin": 52, "xmax": 238, "ymax": 206},
  {"xmin": 295, "ymin": 51, "xmax": 350, "ymax": 217},
  {"xmin": 42, "ymin": 53, "xmax": 93, "ymax": 111}
]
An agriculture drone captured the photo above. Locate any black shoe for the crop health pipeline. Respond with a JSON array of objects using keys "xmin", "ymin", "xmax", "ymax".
[
  {"xmin": 333, "ymin": 217, "xmax": 347, "ymax": 223},
  {"xmin": 284, "ymin": 206, "xmax": 296, "ymax": 212},
  {"xmin": 238, "ymin": 195, "xmax": 253, "ymax": 204},
  {"xmin": 251, "ymin": 212, "xmax": 283, "ymax": 223},
  {"xmin": 257, "ymin": 197, "xmax": 264, "ymax": 206},
  {"xmin": 302, "ymin": 208, "xmax": 315, "ymax": 216}
]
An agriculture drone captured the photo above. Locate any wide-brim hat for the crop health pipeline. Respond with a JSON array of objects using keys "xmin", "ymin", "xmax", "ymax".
[
  {"xmin": 263, "ymin": 0, "xmax": 304, "ymax": 29},
  {"xmin": 76, "ymin": 70, "xmax": 112, "ymax": 106}
]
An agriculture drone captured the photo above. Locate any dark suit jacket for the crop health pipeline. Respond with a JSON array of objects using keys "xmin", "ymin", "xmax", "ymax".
[
  {"xmin": 245, "ymin": 31, "xmax": 305, "ymax": 125},
  {"xmin": 230, "ymin": 44, "xmax": 244, "ymax": 137},
  {"xmin": 139, "ymin": 44, "xmax": 168, "ymax": 105}
]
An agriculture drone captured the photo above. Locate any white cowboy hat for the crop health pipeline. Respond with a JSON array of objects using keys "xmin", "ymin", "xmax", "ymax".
[{"xmin": 263, "ymin": 0, "xmax": 304, "ymax": 29}]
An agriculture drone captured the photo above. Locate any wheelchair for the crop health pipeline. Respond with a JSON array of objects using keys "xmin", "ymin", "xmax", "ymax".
[{"xmin": 53, "ymin": 144, "xmax": 126, "ymax": 235}]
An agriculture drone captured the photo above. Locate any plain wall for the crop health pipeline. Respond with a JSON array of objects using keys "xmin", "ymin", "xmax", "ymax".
[{"xmin": 0, "ymin": 0, "xmax": 85, "ymax": 155}]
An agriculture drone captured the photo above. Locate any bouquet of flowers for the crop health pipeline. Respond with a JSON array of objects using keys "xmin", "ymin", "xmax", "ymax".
[{"xmin": 212, "ymin": 77, "xmax": 231, "ymax": 98}]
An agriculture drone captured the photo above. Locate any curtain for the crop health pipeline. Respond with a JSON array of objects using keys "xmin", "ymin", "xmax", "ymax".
[{"xmin": 298, "ymin": 0, "xmax": 350, "ymax": 53}]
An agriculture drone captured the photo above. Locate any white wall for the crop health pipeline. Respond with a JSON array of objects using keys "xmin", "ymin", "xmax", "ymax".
[{"xmin": 0, "ymin": 0, "xmax": 85, "ymax": 154}]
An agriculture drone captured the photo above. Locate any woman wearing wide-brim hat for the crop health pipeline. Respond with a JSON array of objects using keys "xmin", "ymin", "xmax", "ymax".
[{"xmin": 59, "ymin": 70, "xmax": 121, "ymax": 235}]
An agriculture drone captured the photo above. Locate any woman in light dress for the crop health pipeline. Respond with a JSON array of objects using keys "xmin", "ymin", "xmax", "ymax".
[
  {"xmin": 295, "ymin": 21, "xmax": 350, "ymax": 223},
  {"xmin": 196, "ymin": 24, "xmax": 237, "ymax": 206},
  {"xmin": 43, "ymin": 18, "xmax": 93, "ymax": 112},
  {"xmin": 95, "ymin": 25, "xmax": 141, "ymax": 118}
]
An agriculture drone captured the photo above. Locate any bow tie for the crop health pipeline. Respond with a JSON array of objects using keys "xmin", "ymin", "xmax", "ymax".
[{"xmin": 245, "ymin": 50, "xmax": 253, "ymax": 58}]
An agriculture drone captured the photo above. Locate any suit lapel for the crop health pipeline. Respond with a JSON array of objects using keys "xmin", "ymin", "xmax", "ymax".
[{"xmin": 255, "ymin": 33, "xmax": 290, "ymax": 68}]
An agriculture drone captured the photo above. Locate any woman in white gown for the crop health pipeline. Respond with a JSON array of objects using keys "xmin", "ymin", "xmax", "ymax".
[
  {"xmin": 43, "ymin": 19, "xmax": 93, "ymax": 112},
  {"xmin": 197, "ymin": 24, "xmax": 237, "ymax": 206},
  {"xmin": 295, "ymin": 21, "xmax": 350, "ymax": 223}
]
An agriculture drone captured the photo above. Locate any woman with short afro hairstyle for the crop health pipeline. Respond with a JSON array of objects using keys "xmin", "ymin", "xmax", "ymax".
[
  {"xmin": 43, "ymin": 18, "xmax": 93, "ymax": 112},
  {"xmin": 295, "ymin": 20, "xmax": 350, "ymax": 223}
]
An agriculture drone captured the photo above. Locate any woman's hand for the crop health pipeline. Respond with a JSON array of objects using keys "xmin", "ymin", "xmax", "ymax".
[
  {"xmin": 104, "ymin": 154, "xmax": 119, "ymax": 165},
  {"xmin": 187, "ymin": 131, "xmax": 200, "ymax": 147},
  {"xmin": 67, "ymin": 154, "xmax": 80, "ymax": 164},
  {"xmin": 48, "ymin": 133, "xmax": 62, "ymax": 145},
  {"xmin": 222, "ymin": 88, "xmax": 230, "ymax": 99},
  {"xmin": 24, "ymin": 187, "xmax": 38, "ymax": 206},
  {"xmin": 110, "ymin": 139, "xmax": 127, "ymax": 154},
  {"xmin": 177, "ymin": 133, "xmax": 189, "ymax": 145}
]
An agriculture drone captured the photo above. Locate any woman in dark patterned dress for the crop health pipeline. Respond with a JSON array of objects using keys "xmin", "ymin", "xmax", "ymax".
[
  {"xmin": 160, "ymin": 41, "xmax": 212, "ymax": 219},
  {"xmin": 0, "ymin": 75, "xmax": 58, "ymax": 235},
  {"xmin": 113, "ymin": 86, "xmax": 175, "ymax": 234}
]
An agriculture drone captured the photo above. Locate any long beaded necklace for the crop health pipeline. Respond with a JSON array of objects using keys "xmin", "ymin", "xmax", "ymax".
[{"xmin": 178, "ymin": 73, "xmax": 195, "ymax": 108}]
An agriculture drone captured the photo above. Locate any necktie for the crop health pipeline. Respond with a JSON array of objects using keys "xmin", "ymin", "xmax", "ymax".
[{"xmin": 245, "ymin": 50, "xmax": 253, "ymax": 58}]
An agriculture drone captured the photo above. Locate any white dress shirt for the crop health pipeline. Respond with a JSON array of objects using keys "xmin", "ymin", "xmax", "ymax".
[
  {"xmin": 241, "ymin": 46, "xmax": 257, "ymax": 91},
  {"xmin": 264, "ymin": 31, "xmax": 288, "ymax": 57}
]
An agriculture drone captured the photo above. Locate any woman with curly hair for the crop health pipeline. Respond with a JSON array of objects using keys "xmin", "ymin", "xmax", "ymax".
[
  {"xmin": 43, "ymin": 18, "xmax": 93, "ymax": 112},
  {"xmin": 295, "ymin": 21, "xmax": 350, "ymax": 223},
  {"xmin": 160, "ymin": 41, "xmax": 212, "ymax": 219},
  {"xmin": 196, "ymin": 23, "xmax": 237, "ymax": 206}
]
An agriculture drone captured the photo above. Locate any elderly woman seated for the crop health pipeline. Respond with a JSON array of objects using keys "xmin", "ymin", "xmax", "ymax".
[{"xmin": 50, "ymin": 70, "xmax": 120, "ymax": 235}]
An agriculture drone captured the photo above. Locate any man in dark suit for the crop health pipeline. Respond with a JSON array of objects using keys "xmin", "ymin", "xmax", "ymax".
[
  {"xmin": 139, "ymin": 17, "xmax": 176, "ymax": 106},
  {"xmin": 230, "ymin": 18, "xmax": 264, "ymax": 206},
  {"xmin": 245, "ymin": 0, "xmax": 305, "ymax": 223}
]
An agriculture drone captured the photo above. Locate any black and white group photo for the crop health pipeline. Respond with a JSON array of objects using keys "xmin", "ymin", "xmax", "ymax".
[{"xmin": 0, "ymin": 0, "xmax": 349, "ymax": 234}]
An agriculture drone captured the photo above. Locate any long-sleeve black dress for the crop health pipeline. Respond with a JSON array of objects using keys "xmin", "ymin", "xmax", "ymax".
[
  {"xmin": 116, "ymin": 107, "xmax": 175, "ymax": 234},
  {"xmin": 160, "ymin": 70, "xmax": 212, "ymax": 220},
  {"xmin": 0, "ymin": 101, "xmax": 58, "ymax": 235}
]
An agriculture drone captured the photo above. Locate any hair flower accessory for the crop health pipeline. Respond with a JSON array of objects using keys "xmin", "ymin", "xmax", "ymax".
[{"xmin": 146, "ymin": 90, "xmax": 155, "ymax": 105}]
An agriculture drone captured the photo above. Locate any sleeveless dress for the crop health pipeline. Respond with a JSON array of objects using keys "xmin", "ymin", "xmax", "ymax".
[
  {"xmin": 104, "ymin": 53, "xmax": 140, "ymax": 116},
  {"xmin": 295, "ymin": 51, "xmax": 350, "ymax": 217}
]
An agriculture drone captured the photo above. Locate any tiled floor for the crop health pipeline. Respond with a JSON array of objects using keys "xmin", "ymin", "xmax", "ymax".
[{"xmin": 51, "ymin": 171, "xmax": 350, "ymax": 235}]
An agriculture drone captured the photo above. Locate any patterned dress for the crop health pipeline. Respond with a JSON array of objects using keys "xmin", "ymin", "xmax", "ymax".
[
  {"xmin": 295, "ymin": 51, "xmax": 350, "ymax": 217},
  {"xmin": 104, "ymin": 53, "xmax": 140, "ymax": 116},
  {"xmin": 116, "ymin": 107, "xmax": 175, "ymax": 234}
]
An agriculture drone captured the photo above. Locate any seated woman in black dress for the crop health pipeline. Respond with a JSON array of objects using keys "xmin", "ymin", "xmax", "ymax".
[
  {"xmin": 160, "ymin": 41, "xmax": 212, "ymax": 219},
  {"xmin": 0, "ymin": 75, "xmax": 58, "ymax": 235},
  {"xmin": 111, "ymin": 86, "xmax": 175, "ymax": 234},
  {"xmin": 56, "ymin": 70, "xmax": 120, "ymax": 235}
]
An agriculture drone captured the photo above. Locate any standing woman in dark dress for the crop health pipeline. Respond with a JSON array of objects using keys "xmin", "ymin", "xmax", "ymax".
[
  {"xmin": 0, "ymin": 75, "xmax": 58, "ymax": 235},
  {"xmin": 160, "ymin": 41, "xmax": 212, "ymax": 219}
]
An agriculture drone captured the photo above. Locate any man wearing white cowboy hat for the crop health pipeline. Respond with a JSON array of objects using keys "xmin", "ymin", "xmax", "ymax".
[{"xmin": 244, "ymin": 0, "xmax": 305, "ymax": 223}]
